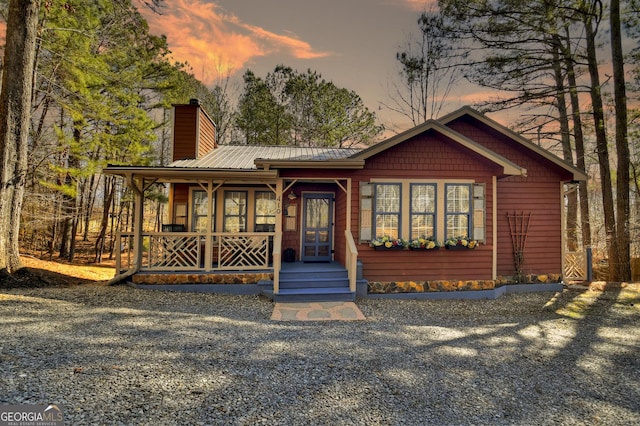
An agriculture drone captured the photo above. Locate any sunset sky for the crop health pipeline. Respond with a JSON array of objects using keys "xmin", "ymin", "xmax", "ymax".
[{"xmin": 134, "ymin": 0, "xmax": 491, "ymax": 131}]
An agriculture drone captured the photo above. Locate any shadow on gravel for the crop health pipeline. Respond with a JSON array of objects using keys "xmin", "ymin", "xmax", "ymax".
[{"xmin": 0, "ymin": 284, "xmax": 638, "ymax": 425}]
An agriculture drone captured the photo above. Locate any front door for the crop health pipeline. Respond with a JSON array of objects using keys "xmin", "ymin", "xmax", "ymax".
[{"xmin": 302, "ymin": 193, "xmax": 333, "ymax": 262}]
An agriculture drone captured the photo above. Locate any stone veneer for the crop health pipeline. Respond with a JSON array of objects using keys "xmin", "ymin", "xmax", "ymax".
[
  {"xmin": 368, "ymin": 273, "xmax": 562, "ymax": 294},
  {"xmin": 132, "ymin": 272, "xmax": 273, "ymax": 285}
]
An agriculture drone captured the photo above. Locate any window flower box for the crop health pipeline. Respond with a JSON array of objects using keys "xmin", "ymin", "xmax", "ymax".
[
  {"xmin": 444, "ymin": 237, "xmax": 478, "ymax": 250},
  {"xmin": 371, "ymin": 236, "xmax": 407, "ymax": 250},
  {"xmin": 409, "ymin": 237, "xmax": 441, "ymax": 251}
]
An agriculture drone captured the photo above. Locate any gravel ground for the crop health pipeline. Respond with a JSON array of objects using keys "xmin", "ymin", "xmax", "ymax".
[{"xmin": 0, "ymin": 284, "xmax": 638, "ymax": 425}]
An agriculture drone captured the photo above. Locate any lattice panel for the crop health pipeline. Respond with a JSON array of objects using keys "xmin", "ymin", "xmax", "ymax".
[
  {"xmin": 149, "ymin": 235, "xmax": 200, "ymax": 269},
  {"xmin": 564, "ymin": 251, "xmax": 587, "ymax": 281},
  {"xmin": 219, "ymin": 236, "xmax": 268, "ymax": 268}
]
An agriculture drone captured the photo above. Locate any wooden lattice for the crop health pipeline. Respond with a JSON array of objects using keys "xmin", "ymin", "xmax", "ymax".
[
  {"xmin": 564, "ymin": 251, "xmax": 587, "ymax": 281},
  {"xmin": 219, "ymin": 235, "xmax": 269, "ymax": 268},
  {"xmin": 149, "ymin": 235, "xmax": 200, "ymax": 269}
]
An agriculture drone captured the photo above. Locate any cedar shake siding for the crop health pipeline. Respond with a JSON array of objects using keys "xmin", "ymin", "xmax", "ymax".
[{"xmin": 352, "ymin": 130, "xmax": 497, "ymax": 282}]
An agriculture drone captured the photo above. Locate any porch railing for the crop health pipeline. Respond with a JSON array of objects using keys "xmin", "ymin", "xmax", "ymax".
[
  {"xmin": 116, "ymin": 231, "xmax": 275, "ymax": 272},
  {"xmin": 345, "ymin": 230, "xmax": 358, "ymax": 292}
]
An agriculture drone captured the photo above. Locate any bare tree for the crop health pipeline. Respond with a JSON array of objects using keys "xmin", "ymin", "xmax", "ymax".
[{"xmin": 386, "ymin": 8, "xmax": 462, "ymax": 126}]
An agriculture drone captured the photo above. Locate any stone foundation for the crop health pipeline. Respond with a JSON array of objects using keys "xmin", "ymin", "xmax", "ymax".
[
  {"xmin": 368, "ymin": 273, "xmax": 562, "ymax": 294},
  {"xmin": 132, "ymin": 272, "xmax": 273, "ymax": 285}
]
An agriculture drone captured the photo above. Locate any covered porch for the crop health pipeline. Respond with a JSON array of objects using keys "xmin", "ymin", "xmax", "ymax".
[{"xmin": 106, "ymin": 166, "xmax": 359, "ymax": 298}]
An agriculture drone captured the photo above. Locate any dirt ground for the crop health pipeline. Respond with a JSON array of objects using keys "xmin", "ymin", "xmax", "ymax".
[{"xmin": 0, "ymin": 254, "xmax": 115, "ymax": 289}]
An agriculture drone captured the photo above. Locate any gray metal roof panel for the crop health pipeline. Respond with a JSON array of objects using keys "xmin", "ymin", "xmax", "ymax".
[{"xmin": 170, "ymin": 145, "xmax": 362, "ymax": 169}]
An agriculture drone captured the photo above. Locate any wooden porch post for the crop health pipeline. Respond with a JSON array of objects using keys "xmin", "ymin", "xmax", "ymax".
[
  {"xmin": 205, "ymin": 180, "xmax": 213, "ymax": 271},
  {"xmin": 273, "ymin": 179, "xmax": 283, "ymax": 294},
  {"xmin": 492, "ymin": 176, "xmax": 498, "ymax": 280}
]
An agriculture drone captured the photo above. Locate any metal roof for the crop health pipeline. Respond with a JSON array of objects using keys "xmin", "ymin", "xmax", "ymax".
[{"xmin": 170, "ymin": 145, "xmax": 362, "ymax": 170}]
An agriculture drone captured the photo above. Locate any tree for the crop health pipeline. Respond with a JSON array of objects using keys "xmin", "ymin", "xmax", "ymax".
[
  {"xmin": 610, "ymin": 0, "xmax": 631, "ymax": 280},
  {"xmin": 236, "ymin": 66, "xmax": 382, "ymax": 147},
  {"xmin": 236, "ymin": 70, "xmax": 292, "ymax": 145},
  {"xmin": 388, "ymin": 8, "xmax": 462, "ymax": 125},
  {"xmin": 0, "ymin": 0, "xmax": 41, "ymax": 273}
]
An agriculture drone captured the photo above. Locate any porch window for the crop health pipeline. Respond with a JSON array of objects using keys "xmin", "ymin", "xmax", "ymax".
[
  {"xmin": 445, "ymin": 184, "xmax": 471, "ymax": 239},
  {"xmin": 191, "ymin": 190, "xmax": 215, "ymax": 232},
  {"xmin": 255, "ymin": 191, "xmax": 276, "ymax": 230},
  {"xmin": 224, "ymin": 191, "xmax": 247, "ymax": 232},
  {"xmin": 374, "ymin": 183, "xmax": 401, "ymax": 238},
  {"xmin": 410, "ymin": 184, "xmax": 436, "ymax": 239}
]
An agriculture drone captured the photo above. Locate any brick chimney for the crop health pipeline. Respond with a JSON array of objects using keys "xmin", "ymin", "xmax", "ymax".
[{"xmin": 172, "ymin": 98, "xmax": 217, "ymax": 161}]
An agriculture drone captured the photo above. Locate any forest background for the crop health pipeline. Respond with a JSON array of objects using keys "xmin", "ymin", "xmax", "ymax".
[{"xmin": 0, "ymin": 0, "xmax": 638, "ymax": 282}]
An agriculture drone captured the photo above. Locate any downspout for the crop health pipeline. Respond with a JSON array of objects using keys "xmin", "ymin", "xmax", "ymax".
[{"xmin": 104, "ymin": 173, "xmax": 144, "ymax": 285}]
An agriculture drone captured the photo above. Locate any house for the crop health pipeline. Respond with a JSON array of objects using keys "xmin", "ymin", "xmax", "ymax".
[{"xmin": 104, "ymin": 99, "xmax": 587, "ymax": 301}]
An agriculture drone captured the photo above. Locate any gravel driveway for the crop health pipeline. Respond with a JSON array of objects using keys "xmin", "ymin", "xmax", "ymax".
[{"xmin": 1, "ymin": 284, "xmax": 638, "ymax": 425}]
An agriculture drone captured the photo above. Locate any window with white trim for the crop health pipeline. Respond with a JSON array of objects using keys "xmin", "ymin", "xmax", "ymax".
[
  {"xmin": 374, "ymin": 183, "xmax": 401, "ymax": 239},
  {"xmin": 445, "ymin": 184, "xmax": 471, "ymax": 239},
  {"xmin": 410, "ymin": 183, "xmax": 436, "ymax": 240},
  {"xmin": 360, "ymin": 181, "xmax": 486, "ymax": 243}
]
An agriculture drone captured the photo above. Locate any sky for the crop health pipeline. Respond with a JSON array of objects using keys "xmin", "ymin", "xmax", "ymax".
[{"xmin": 134, "ymin": 0, "xmax": 492, "ymax": 133}]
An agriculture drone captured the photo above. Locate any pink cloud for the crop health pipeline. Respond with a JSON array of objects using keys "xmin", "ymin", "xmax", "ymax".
[{"xmin": 135, "ymin": 0, "xmax": 331, "ymax": 84}]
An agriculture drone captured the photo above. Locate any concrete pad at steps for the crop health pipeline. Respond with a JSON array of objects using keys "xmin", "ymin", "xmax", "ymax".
[{"xmin": 271, "ymin": 301, "xmax": 366, "ymax": 321}]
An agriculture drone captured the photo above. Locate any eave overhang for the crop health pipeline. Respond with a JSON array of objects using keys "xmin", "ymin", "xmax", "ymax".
[
  {"xmin": 103, "ymin": 166, "xmax": 279, "ymax": 183},
  {"xmin": 253, "ymin": 159, "xmax": 365, "ymax": 170}
]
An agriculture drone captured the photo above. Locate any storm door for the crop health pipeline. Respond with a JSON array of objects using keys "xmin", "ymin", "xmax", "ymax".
[{"xmin": 302, "ymin": 193, "xmax": 333, "ymax": 262}]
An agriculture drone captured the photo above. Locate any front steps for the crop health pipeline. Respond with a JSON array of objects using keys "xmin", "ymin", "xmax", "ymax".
[{"xmin": 262, "ymin": 262, "xmax": 355, "ymax": 302}]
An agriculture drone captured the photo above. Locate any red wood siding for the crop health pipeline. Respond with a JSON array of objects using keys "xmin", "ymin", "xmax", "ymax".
[
  {"xmin": 283, "ymin": 132, "xmax": 497, "ymax": 282},
  {"xmin": 447, "ymin": 117, "xmax": 573, "ymax": 278}
]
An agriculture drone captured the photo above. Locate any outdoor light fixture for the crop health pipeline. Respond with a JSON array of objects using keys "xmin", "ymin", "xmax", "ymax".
[{"xmin": 287, "ymin": 191, "xmax": 297, "ymax": 200}]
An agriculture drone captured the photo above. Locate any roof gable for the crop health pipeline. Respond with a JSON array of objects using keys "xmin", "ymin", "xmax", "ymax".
[
  {"xmin": 352, "ymin": 120, "xmax": 527, "ymax": 177},
  {"xmin": 439, "ymin": 106, "xmax": 587, "ymax": 181}
]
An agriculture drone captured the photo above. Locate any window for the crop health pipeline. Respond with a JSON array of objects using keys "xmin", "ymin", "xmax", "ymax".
[
  {"xmin": 224, "ymin": 191, "xmax": 247, "ymax": 232},
  {"xmin": 445, "ymin": 184, "xmax": 471, "ymax": 239},
  {"xmin": 255, "ymin": 191, "xmax": 276, "ymax": 230},
  {"xmin": 374, "ymin": 183, "xmax": 401, "ymax": 238},
  {"xmin": 191, "ymin": 190, "xmax": 214, "ymax": 232},
  {"xmin": 410, "ymin": 184, "xmax": 436, "ymax": 240},
  {"xmin": 360, "ymin": 181, "xmax": 486, "ymax": 244}
]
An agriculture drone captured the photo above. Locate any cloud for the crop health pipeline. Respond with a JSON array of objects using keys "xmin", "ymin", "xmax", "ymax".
[
  {"xmin": 386, "ymin": 0, "xmax": 438, "ymax": 11},
  {"xmin": 135, "ymin": 0, "xmax": 331, "ymax": 85}
]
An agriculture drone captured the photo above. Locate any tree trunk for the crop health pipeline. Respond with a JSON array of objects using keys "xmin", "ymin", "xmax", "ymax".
[
  {"xmin": 610, "ymin": 0, "xmax": 631, "ymax": 281},
  {"xmin": 552, "ymin": 39, "xmax": 578, "ymax": 251},
  {"xmin": 0, "ymin": 0, "xmax": 41, "ymax": 273},
  {"xmin": 563, "ymin": 26, "xmax": 591, "ymax": 249},
  {"xmin": 583, "ymin": 8, "xmax": 618, "ymax": 281},
  {"xmin": 95, "ymin": 176, "xmax": 115, "ymax": 263}
]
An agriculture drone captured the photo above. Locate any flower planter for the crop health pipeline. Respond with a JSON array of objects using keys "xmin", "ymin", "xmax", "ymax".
[
  {"xmin": 373, "ymin": 245, "xmax": 405, "ymax": 250},
  {"xmin": 409, "ymin": 247, "xmax": 440, "ymax": 251},
  {"xmin": 445, "ymin": 245, "xmax": 475, "ymax": 250}
]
